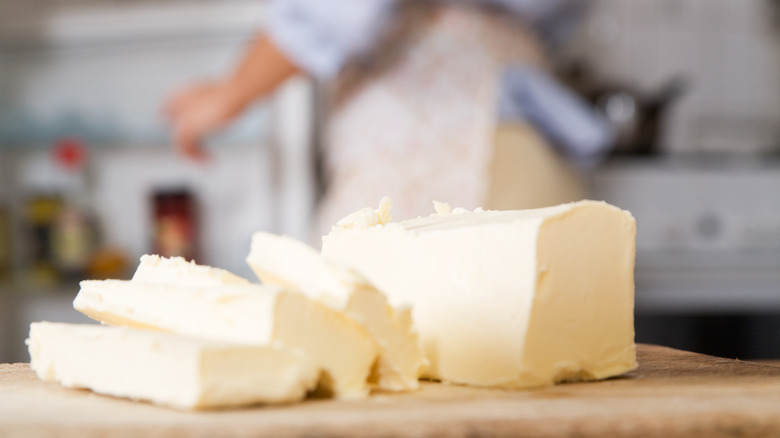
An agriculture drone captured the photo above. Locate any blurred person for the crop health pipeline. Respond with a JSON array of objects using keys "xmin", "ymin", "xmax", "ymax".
[{"xmin": 165, "ymin": 0, "xmax": 611, "ymax": 238}]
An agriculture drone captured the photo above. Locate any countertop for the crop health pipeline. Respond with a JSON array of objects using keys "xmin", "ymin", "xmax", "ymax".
[{"xmin": 3, "ymin": 344, "xmax": 780, "ymax": 437}]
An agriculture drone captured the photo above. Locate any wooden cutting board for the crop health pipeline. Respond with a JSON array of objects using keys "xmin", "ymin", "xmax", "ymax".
[{"xmin": 2, "ymin": 344, "xmax": 780, "ymax": 438}]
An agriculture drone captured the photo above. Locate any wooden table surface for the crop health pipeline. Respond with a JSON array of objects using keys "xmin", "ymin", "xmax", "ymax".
[{"xmin": 2, "ymin": 344, "xmax": 780, "ymax": 438}]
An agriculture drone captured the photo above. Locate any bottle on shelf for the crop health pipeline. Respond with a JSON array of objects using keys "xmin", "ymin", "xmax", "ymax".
[
  {"xmin": 22, "ymin": 193, "xmax": 64, "ymax": 288},
  {"xmin": 152, "ymin": 188, "xmax": 199, "ymax": 262},
  {"xmin": 49, "ymin": 138, "xmax": 98, "ymax": 284}
]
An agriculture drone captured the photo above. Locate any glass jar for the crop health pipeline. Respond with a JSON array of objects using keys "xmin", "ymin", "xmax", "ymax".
[{"xmin": 152, "ymin": 189, "xmax": 198, "ymax": 261}]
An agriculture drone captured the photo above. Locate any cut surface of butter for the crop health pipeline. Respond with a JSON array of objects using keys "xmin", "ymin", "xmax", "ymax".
[
  {"xmin": 27, "ymin": 322, "xmax": 318, "ymax": 409},
  {"xmin": 132, "ymin": 254, "xmax": 250, "ymax": 286},
  {"xmin": 322, "ymin": 199, "xmax": 638, "ymax": 389},
  {"xmin": 74, "ymin": 281, "xmax": 377, "ymax": 399},
  {"xmin": 246, "ymin": 232, "xmax": 426, "ymax": 391}
]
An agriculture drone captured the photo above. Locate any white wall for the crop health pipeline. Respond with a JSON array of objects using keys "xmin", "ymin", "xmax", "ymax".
[{"xmin": 565, "ymin": 0, "xmax": 780, "ymax": 155}]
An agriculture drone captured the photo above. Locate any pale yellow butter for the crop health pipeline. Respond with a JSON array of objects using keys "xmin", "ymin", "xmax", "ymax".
[
  {"xmin": 74, "ymin": 281, "xmax": 378, "ymax": 399},
  {"xmin": 246, "ymin": 232, "xmax": 426, "ymax": 391},
  {"xmin": 322, "ymin": 199, "xmax": 638, "ymax": 389},
  {"xmin": 27, "ymin": 322, "xmax": 318, "ymax": 409},
  {"xmin": 132, "ymin": 254, "xmax": 250, "ymax": 286}
]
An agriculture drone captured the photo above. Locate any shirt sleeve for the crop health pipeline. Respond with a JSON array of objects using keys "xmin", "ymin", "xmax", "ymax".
[
  {"xmin": 470, "ymin": 0, "xmax": 590, "ymax": 45},
  {"xmin": 267, "ymin": 0, "xmax": 398, "ymax": 79},
  {"xmin": 499, "ymin": 66, "xmax": 614, "ymax": 168}
]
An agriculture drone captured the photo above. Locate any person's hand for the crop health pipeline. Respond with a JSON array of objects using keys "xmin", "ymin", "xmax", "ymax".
[
  {"xmin": 164, "ymin": 81, "xmax": 246, "ymax": 160},
  {"xmin": 165, "ymin": 35, "xmax": 301, "ymax": 160}
]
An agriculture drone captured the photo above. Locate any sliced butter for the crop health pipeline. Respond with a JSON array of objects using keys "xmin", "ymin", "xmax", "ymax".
[
  {"xmin": 132, "ymin": 254, "xmax": 250, "ymax": 286},
  {"xmin": 74, "ymin": 280, "xmax": 377, "ymax": 399},
  {"xmin": 27, "ymin": 322, "xmax": 318, "ymax": 409},
  {"xmin": 246, "ymin": 232, "xmax": 426, "ymax": 392},
  {"xmin": 322, "ymin": 199, "xmax": 638, "ymax": 389}
]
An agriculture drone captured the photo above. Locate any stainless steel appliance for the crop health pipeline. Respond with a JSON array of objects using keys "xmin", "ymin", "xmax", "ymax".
[{"xmin": 591, "ymin": 158, "xmax": 780, "ymax": 357}]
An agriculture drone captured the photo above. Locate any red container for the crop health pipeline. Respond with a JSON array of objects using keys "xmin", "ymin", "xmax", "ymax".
[{"xmin": 152, "ymin": 189, "xmax": 198, "ymax": 261}]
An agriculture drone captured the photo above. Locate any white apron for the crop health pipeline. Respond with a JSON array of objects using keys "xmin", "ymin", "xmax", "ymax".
[{"xmin": 316, "ymin": 3, "xmax": 548, "ymax": 236}]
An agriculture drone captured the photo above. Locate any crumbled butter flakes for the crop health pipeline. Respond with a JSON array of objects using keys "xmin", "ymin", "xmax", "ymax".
[
  {"xmin": 433, "ymin": 201, "xmax": 452, "ymax": 215},
  {"xmin": 333, "ymin": 197, "xmax": 394, "ymax": 231}
]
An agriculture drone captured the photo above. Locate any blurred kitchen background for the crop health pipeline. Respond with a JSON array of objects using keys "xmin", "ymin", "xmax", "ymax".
[{"xmin": 1, "ymin": 0, "xmax": 779, "ymax": 363}]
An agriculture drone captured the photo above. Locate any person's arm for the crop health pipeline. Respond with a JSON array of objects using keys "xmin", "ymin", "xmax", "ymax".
[
  {"xmin": 166, "ymin": 0, "xmax": 396, "ymax": 160},
  {"xmin": 165, "ymin": 34, "xmax": 301, "ymax": 160}
]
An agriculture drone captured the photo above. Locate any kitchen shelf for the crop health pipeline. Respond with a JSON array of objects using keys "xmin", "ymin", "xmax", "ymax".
[
  {"xmin": 0, "ymin": 287, "xmax": 97, "ymax": 364},
  {"xmin": 0, "ymin": 97, "xmax": 273, "ymax": 150},
  {"xmin": 0, "ymin": 0, "xmax": 274, "ymax": 150},
  {"xmin": 0, "ymin": 1, "xmax": 267, "ymax": 53},
  {"xmin": 0, "ymin": 284, "xmax": 80, "ymax": 297}
]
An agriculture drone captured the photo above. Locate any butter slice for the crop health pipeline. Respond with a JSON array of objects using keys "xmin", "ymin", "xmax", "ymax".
[
  {"xmin": 74, "ymin": 281, "xmax": 377, "ymax": 399},
  {"xmin": 246, "ymin": 232, "xmax": 426, "ymax": 392},
  {"xmin": 322, "ymin": 199, "xmax": 638, "ymax": 389},
  {"xmin": 132, "ymin": 254, "xmax": 250, "ymax": 286},
  {"xmin": 27, "ymin": 322, "xmax": 317, "ymax": 409}
]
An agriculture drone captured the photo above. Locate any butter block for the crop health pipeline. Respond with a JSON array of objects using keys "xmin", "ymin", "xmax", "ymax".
[
  {"xmin": 322, "ymin": 199, "xmax": 638, "ymax": 389},
  {"xmin": 27, "ymin": 322, "xmax": 318, "ymax": 409},
  {"xmin": 74, "ymin": 281, "xmax": 377, "ymax": 399},
  {"xmin": 246, "ymin": 232, "xmax": 426, "ymax": 391},
  {"xmin": 132, "ymin": 254, "xmax": 250, "ymax": 286}
]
